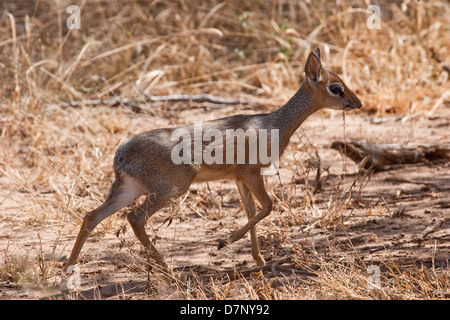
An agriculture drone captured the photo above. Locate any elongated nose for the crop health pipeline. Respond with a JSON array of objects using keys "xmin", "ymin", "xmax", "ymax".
[
  {"xmin": 351, "ymin": 92, "xmax": 362, "ymax": 109},
  {"xmin": 354, "ymin": 96, "xmax": 362, "ymax": 109}
]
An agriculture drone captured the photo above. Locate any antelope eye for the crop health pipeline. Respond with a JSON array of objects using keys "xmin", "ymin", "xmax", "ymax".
[{"xmin": 329, "ymin": 83, "xmax": 344, "ymax": 96}]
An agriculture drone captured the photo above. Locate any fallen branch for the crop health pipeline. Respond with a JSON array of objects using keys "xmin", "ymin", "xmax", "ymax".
[
  {"xmin": 55, "ymin": 92, "xmax": 255, "ymax": 114},
  {"xmin": 331, "ymin": 140, "xmax": 450, "ymax": 171},
  {"xmin": 58, "ymin": 97, "xmax": 152, "ymax": 113},
  {"xmin": 142, "ymin": 92, "xmax": 253, "ymax": 105}
]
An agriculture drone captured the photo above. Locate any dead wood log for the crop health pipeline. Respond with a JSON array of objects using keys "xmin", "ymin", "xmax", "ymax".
[{"xmin": 330, "ymin": 140, "xmax": 450, "ymax": 171}]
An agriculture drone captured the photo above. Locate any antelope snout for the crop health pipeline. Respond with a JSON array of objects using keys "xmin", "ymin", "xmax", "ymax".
[
  {"xmin": 353, "ymin": 96, "xmax": 363, "ymax": 109},
  {"xmin": 344, "ymin": 95, "xmax": 362, "ymax": 110}
]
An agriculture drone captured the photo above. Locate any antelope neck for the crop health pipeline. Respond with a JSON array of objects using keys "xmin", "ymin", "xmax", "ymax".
[{"xmin": 269, "ymin": 81, "xmax": 318, "ymax": 153}]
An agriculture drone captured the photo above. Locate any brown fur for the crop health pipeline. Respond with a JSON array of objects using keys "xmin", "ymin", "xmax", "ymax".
[{"xmin": 65, "ymin": 49, "xmax": 362, "ymax": 272}]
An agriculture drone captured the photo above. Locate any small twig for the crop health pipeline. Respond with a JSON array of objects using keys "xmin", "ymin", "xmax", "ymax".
[
  {"xmin": 430, "ymin": 48, "xmax": 450, "ymax": 74},
  {"xmin": 415, "ymin": 218, "xmax": 448, "ymax": 243},
  {"xmin": 380, "ymin": 196, "xmax": 392, "ymax": 215},
  {"xmin": 6, "ymin": 12, "xmax": 20, "ymax": 107},
  {"xmin": 313, "ymin": 147, "xmax": 322, "ymax": 193}
]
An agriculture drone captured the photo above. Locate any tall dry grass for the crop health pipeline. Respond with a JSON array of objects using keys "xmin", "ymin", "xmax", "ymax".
[
  {"xmin": 1, "ymin": 0, "xmax": 448, "ymax": 113},
  {"xmin": 0, "ymin": 0, "xmax": 448, "ymax": 299}
]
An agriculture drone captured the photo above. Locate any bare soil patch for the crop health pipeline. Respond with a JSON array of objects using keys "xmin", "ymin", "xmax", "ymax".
[{"xmin": 1, "ymin": 106, "xmax": 448, "ymax": 300}]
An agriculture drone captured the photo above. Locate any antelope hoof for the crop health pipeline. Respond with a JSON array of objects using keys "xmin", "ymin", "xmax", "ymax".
[{"xmin": 217, "ymin": 239, "xmax": 228, "ymax": 250}]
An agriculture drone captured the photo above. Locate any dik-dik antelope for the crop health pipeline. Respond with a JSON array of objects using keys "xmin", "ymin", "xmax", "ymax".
[{"xmin": 65, "ymin": 48, "xmax": 362, "ymax": 272}]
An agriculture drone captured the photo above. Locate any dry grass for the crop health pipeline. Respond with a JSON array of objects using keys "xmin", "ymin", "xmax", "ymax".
[{"xmin": 0, "ymin": 0, "xmax": 449, "ymax": 300}]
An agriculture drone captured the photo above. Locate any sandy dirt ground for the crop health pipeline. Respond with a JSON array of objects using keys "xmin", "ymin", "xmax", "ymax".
[{"xmin": 0, "ymin": 105, "xmax": 448, "ymax": 300}]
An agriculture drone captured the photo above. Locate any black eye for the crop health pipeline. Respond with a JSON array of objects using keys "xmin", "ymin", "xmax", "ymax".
[{"xmin": 329, "ymin": 83, "xmax": 344, "ymax": 96}]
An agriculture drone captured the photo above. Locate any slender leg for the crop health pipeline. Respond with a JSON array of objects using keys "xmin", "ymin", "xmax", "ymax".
[
  {"xmin": 219, "ymin": 174, "xmax": 273, "ymax": 253},
  {"xmin": 236, "ymin": 180, "xmax": 265, "ymax": 266},
  {"xmin": 125, "ymin": 169, "xmax": 195, "ymax": 273},
  {"xmin": 64, "ymin": 175, "xmax": 143, "ymax": 272},
  {"xmin": 127, "ymin": 197, "xmax": 170, "ymax": 271}
]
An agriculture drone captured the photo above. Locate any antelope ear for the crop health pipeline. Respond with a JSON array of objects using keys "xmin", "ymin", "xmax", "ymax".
[
  {"xmin": 315, "ymin": 48, "xmax": 321, "ymax": 61},
  {"xmin": 305, "ymin": 50, "xmax": 322, "ymax": 82}
]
